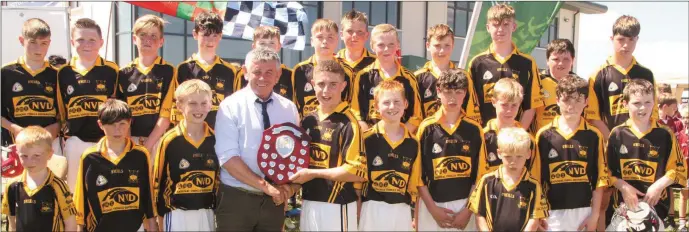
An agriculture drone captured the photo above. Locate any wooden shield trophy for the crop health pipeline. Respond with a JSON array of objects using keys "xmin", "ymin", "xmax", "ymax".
[{"xmin": 257, "ymin": 122, "xmax": 311, "ymax": 185}]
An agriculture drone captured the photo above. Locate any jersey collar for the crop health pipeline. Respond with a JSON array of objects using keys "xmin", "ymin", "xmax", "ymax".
[
  {"xmin": 489, "ymin": 42, "xmax": 519, "ymax": 64},
  {"xmin": 98, "ymin": 137, "xmax": 134, "ymax": 166},
  {"xmin": 21, "ymin": 169, "xmax": 54, "ymax": 197},
  {"xmin": 496, "ymin": 165, "xmax": 530, "ymax": 192},
  {"xmin": 336, "ymin": 48, "xmax": 374, "ymax": 68},
  {"xmin": 130, "ymin": 56, "xmax": 163, "ymax": 76},
  {"xmin": 422, "ymin": 61, "xmax": 455, "ymax": 78},
  {"xmin": 485, "ymin": 118, "xmax": 521, "ymax": 133},
  {"xmin": 373, "ymin": 121, "xmax": 412, "ymax": 149},
  {"xmin": 191, "ymin": 53, "xmax": 222, "ymax": 73},
  {"xmin": 176, "ymin": 120, "xmax": 213, "ymax": 149},
  {"xmin": 433, "ymin": 107, "xmax": 467, "ymax": 135},
  {"xmin": 605, "ymin": 56, "xmax": 638, "ymax": 76},
  {"xmin": 317, "ymin": 102, "xmax": 350, "ymax": 121},
  {"xmin": 551, "ymin": 115, "xmax": 587, "ymax": 140},
  {"xmin": 624, "ymin": 117, "xmax": 659, "ymax": 139},
  {"xmin": 18, "ymin": 56, "xmax": 49, "ymax": 77},
  {"xmin": 373, "ymin": 59, "xmax": 402, "ymax": 80},
  {"xmin": 69, "ymin": 56, "xmax": 106, "ymax": 76}
]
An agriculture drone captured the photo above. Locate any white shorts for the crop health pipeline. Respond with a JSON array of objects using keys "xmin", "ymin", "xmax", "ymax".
[
  {"xmin": 547, "ymin": 207, "xmax": 590, "ymax": 231},
  {"xmin": 164, "ymin": 208, "xmax": 215, "ymax": 231},
  {"xmin": 300, "ymin": 200, "xmax": 358, "ymax": 231},
  {"xmin": 64, "ymin": 136, "xmax": 96, "ymax": 192},
  {"xmin": 417, "ymin": 198, "xmax": 476, "ymax": 231},
  {"xmin": 358, "ymin": 200, "xmax": 413, "ymax": 231}
]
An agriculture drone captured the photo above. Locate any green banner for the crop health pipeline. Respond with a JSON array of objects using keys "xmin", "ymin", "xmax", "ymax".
[{"xmin": 464, "ymin": 1, "xmax": 562, "ymax": 69}]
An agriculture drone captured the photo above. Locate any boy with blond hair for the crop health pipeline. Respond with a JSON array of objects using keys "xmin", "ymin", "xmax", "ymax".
[
  {"xmin": 477, "ymin": 78, "xmax": 534, "ymax": 180},
  {"xmin": 235, "ymin": 26, "xmax": 295, "ymax": 100},
  {"xmin": 171, "ymin": 12, "xmax": 239, "ymax": 129},
  {"xmin": 116, "ymin": 14, "xmax": 176, "ymax": 163},
  {"xmin": 416, "ymin": 69, "xmax": 485, "ymax": 231},
  {"xmin": 2, "ymin": 126, "xmax": 77, "ymax": 231},
  {"xmin": 289, "ymin": 60, "xmax": 367, "ymax": 231},
  {"xmin": 2, "ymin": 18, "xmax": 61, "ymax": 156},
  {"xmin": 415, "ymin": 24, "xmax": 481, "ymax": 123},
  {"xmin": 607, "ymin": 79, "xmax": 686, "ymax": 230},
  {"xmin": 530, "ymin": 75, "xmax": 608, "ymax": 231},
  {"xmin": 57, "ymin": 18, "xmax": 120, "ymax": 192},
  {"xmin": 469, "ymin": 127, "xmax": 548, "ymax": 231},
  {"xmin": 336, "ymin": 10, "xmax": 376, "ymax": 74},
  {"xmin": 359, "ymin": 80, "xmax": 423, "ymax": 231},
  {"xmin": 293, "ymin": 19, "xmax": 355, "ymax": 117},
  {"xmin": 154, "ymin": 79, "xmax": 219, "ymax": 231},
  {"xmin": 73, "ymin": 99, "xmax": 157, "ymax": 232},
  {"xmin": 351, "ymin": 24, "xmax": 423, "ymax": 132},
  {"xmin": 468, "ymin": 4, "xmax": 544, "ymax": 128}
]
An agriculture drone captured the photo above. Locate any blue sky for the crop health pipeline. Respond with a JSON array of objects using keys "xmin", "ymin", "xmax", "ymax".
[{"xmin": 577, "ymin": 2, "xmax": 688, "ymax": 82}]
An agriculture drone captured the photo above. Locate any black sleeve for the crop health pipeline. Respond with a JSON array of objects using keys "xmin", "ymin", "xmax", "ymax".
[
  {"xmin": 140, "ymin": 154, "xmax": 155, "ymax": 219},
  {"xmin": 607, "ymin": 131, "xmax": 621, "ymax": 179}
]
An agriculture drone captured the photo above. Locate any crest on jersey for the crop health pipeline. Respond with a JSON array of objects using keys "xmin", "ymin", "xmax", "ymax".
[
  {"xmin": 424, "ymin": 88, "xmax": 432, "ymax": 98},
  {"xmin": 483, "ymin": 71, "xmax": 493, "ymax": 80},
  {"xmin": 12, "ymin": 83, "xmax": 23, "ymax": 92},
  {"xmin": 179, "ymin": 158, "xmax": 190, "ymax": 169},
  {"xmin": 370, "ymin": 88, "xmax": 375, "ymax": 95},
  {"xmin": 96, "ymin": 175, "xmax": 108, "ymax": 186},
  {"xmin": 620, "ymin": 145, "xmax": 628, "ymax": 154},
  {"xmin": 542, "ymin": 90, "xmax": 550, "ymax": 98},
  {"xmin": 608, "ymin": 82, "xmax": 619, "ymax": 92},
  {"xmin": 127, "ymin": 83, "xmax": 138, "ymax": 92},
  {"xmin": 432, "ymin": 143, "xmax": 442, "ymax": 153},
  {"xmin": 548, "ymin": 148, "xmax": 558, "ymax": 158},
  {"xmin": 373, "ymin": 156, "xmax": 383, "ymax": 166},
  {"xmin": 304, "ymin": 83, "xmax": 313, "ymax": 92},
  {"xmin": 67, "ymin": 85, "xmax": 74, "ymax": 95},
  {"xmin": 488, "ymin": 152, "xmax": 497, "ymax": 162}
]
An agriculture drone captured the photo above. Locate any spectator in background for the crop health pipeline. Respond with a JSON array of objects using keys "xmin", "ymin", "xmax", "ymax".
[
  {"xmin": 658, "ymin": 93, "xmax": 685, "ymax": 136},
  {"xmin": 48, "ymin": 54, "xmax": 67, "ymax": 68},
  {"xmin": 658, "ymin": 83, "xmax": 683, "ymax": 119}
]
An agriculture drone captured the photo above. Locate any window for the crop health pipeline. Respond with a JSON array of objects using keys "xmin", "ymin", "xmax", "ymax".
[
  {"xmin": 447, "ymin": 2, "xmax": 474, "ymax": 37},
  {"xmin": 342, "ymin": 2, "xmax": 399, "ymax": 28},
  {"xmin": 538, "ymin": 18, "xmax": 558, "ymax": 48}
]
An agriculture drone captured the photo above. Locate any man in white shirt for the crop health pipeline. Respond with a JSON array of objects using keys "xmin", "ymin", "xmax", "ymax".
[{"xmin": 214, "ymin": 47, "xmax": 300, "ymax": 231}]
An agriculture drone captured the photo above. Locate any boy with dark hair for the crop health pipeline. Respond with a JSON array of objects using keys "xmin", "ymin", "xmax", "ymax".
[
  {"xmin": 57, "ymin": 18, "xmax": 120, "ymax": 192},
  {"xmin": 607, "ymin": 79, "xmax": 686, "ymax": 230},
  {"xmin": 534, "ymin": 39, "xmax": 577, "ymax": 132},
  {"xmin": 658, "ymin": 93, "xmax": 684, "ymax": 136},
  {"xmin": 171, "ymin": 11, "xmax": 239, "ymax": 129},
  {"xmin": 530, "ymin": 75, "xmax": 609, "ymax": 231},
  {"xmin": 468, "ymin": 4, "xmax": 544, "ymax": 128},
  {"xmin": 336, "ymin": 10, "xmax": 376, "ymax": 74},
  {"xmin": 73, "ymin": 99, "xmax": 157, "ymax": 232},
  {"xmin": 49, "ymin": 55, "xmax": 68, "ymax": 68},
  {"xmin": 416, "ymin": 69, "xmax": 485, "ymax": 231},
  {"xmin": 289, "ymin": 60, "xmax": 367, "ymax": 231}
]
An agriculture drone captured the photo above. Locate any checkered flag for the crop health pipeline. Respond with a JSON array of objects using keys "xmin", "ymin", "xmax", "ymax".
[{"xmin": 223, "ymin": 1, "xmax": 308, "ymax": 50}]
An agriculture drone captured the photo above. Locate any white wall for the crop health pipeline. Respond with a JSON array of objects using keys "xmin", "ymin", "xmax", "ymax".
[
  {"xmin": 1, "ymin": 7, "xmax": 71, "ymax": 64},
  {"xmin": 399, "ymin": 2, "xmax": 426, "ymax": 57},
  {"xmin": 69, "ymin": 2, "xmax": 116, "ymax": 61}
]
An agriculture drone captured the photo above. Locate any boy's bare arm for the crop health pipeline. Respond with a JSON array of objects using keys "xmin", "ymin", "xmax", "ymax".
[
  {"xmin": 476, "ymin": 215, "xmax": 489, "ymax": 231},
  {"xmin": 520, "ymin": 109, "xmax": 536, "ymax": 129},
  {"xmin": 64, "ymin": 215, "xmax": 77, "ymax": 231},
  {"xmin": 613, "ymin": 178, "xmax": 645, "ymax": 210},
  {"xmin": 289, "ymin": 166, "xmax": 365, "ymax": 184},
  {"xmin": 524, "ymin": 219, "xmax": 539, "ymax": 231},
  {"xmin": 8, "ymin": 216, "xmax": 16, "ymax": 231}
]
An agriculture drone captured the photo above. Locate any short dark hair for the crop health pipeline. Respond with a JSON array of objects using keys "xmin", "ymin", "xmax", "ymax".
[
  {"xmin": 194, "ymin": 11, "xmax": 223, "ymax": 36},
  {"xmin": 546, "ymin": 39, "xmax": 575, "ymax": 59},
  {"xmin": 98, "ymin": 99, "xmax": 132, "ymax": 125},
  {"xmin": 613, "ymin": 15, "xmax": 640, "ymax": 37},
  {"xmin": 556, "ymin": 74, "xmax": 589, "ymax": 99},
  {"xmin": 658, "ymin": 93, "xmax": 678, "ymax": 108},
  {"xmin": 48, "ymin": 55, "xmax": 67, "ymax": 67},
  {"xmin": 657, "ymin": 83, "xmax": 672, "ymax": 94},
  {"xmin": 22, "ymin": 18, "xmax": 51, "ymax": 39},
  {"xmin": 436, "ymin": 69, "xmax": 469, "ymax": 91},
  {"xmin": 314, "ymin": 60, "xmax": 345, "ymax": 81},
  {"xmin": 622, "ymin": 79, "xmax": 655, "ymax": 102}
]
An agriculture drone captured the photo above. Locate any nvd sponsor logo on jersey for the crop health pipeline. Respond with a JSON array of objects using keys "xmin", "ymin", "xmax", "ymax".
[
  {"xmin": 608, "ymin": 95, "xmax": 629, "ymax": 116},
  {"xmin": 12, "ymin": 96, "xmax": 55, "ymax": 117},
  {"xmin": 67, "ymin": 95, "xmax": 107, "ymax": 118},
  {"xmin": 97, "ymin": 187, "xmax": 140, "ymax": 213},
  {"xmin": 371, "ymin": 170, "xmax": 408, "ymax": 194},
  {"xmin": 175, "ymin": 170, "xmax": 215, "ymax": 194},
  {"xmin": 432, "ymin": 156, "xmax": 471, "ymax": 180},
  {"xmin": 309, "ymin": 143, "xmax": 331, "ymax": 169},
  {"xmin": 303, "ymin": 96, "xmax": 318, "ymax": 116},
  {"xmin": 127, "ymin": 94, "xmax": 161, "ymax": 116},
  {"xmin": 621, "ymin": 159, "xmax": 657, "ymax": 183},
  {"xmin": 548, "ymin": 161, "xmax": 588, "ymax": 184}
]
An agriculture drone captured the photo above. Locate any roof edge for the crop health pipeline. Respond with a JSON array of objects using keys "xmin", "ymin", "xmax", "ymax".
[{"xmin": 562, "ymin": 2, "xmax": 608, "ymax": 14}]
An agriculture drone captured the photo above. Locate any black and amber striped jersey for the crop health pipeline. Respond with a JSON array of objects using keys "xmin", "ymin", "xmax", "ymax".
[
  {"xmin": 74, "ymin": 138, "xmax": 154, "ymax": 232},
  {"xmin": 478, "ymin": 119, "xmax": 534, "ymax": 179},
  {"xmin": 236, "ymin": 64, "xmax": 294, "ymax": 100},
  {"xmin": 607, "ymin": 119, "xmax": 686, "ymax": 218},
  {"xmin": 171, "ymin": 55, "xmax": 239, "ymax": 128},
  {"xmin": 468, "ymin": 43, "xmax": 544, "ymax": 125},
  {"xmin": 291, "ymin": 56, "xmax": 354, "ymax": 117},
  {"xmin": 468, "ymin": 168, "xmax": 548, "ymax": 231},
  {"xmin": 530, "ymin": 116, "xmax": 609, "ymax": 210},
  {"xmin": 154, "ymin": 121, "xmax": 219, "ymax": 216},
  {"xmin": 335, "ymin": 48, "xmax": 377, "ymax": 74},
  {"xmin": 586, "ymin": 57, "xmax": 657, "ymax": 129},
  {"xmin": 116, "ymin": 57, "xmax": 176, "ymax": 137},
  {"xmin": 415, "ymin": 61, "xmax": 482, "ymax": 123},
  {"xmin": 57, "ymin": 57, "xmax": 119, "ymax": 143},
  {"xmin": 416, "ymin": 109, "xmax": 485, "ymax": 202},
  {"xmin": 1, "ymin": 57, "xmax": 58, "ymax": 145},
  {"xmin": 351, "ymin": 61, "xmax": 423, "ymax": 127},
  {"xmin": 300, "ymin": 102, "xmax": 367, "ymax": 204},
  {"xmin": 532, "ymin": 70, "xmax": 579, "ymax": 132},
  {"xmin": 2, "ymin": 170, "xmax": 76, "ymax": 232},
  {"xmin": 361, "ymin": 123, "xmax": 422, "ymax": 205}
]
